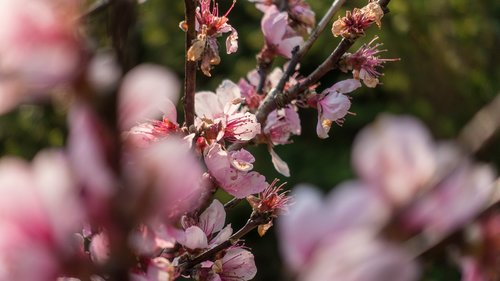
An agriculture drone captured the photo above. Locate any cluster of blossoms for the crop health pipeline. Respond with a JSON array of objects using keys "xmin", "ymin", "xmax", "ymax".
[{"xmin": 0, "ymin": 0, "xmax": 498, "ymax": 281}]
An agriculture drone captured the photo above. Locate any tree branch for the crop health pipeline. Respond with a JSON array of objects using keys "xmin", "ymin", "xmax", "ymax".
[
  {"xmin": 183, "ymin": 0, "xmax": 197, "ymax": 127},
  {"xmin": 255, "ymin": 0, "xmax": 391, "ymax": 124}
]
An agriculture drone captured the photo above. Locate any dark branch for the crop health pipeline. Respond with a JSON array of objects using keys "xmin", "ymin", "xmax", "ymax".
[{"xmin": 183, "ymin": 0, "xmax": 198, "ymax": 127}]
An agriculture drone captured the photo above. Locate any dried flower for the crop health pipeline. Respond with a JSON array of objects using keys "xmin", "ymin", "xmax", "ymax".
[
  {"xmin": 183, "ymin": 0, "xmax": 238, "ymax": 76},
  {"xmin": 332, "ymin": 2, "xmax": 384, "ymax": 39}
]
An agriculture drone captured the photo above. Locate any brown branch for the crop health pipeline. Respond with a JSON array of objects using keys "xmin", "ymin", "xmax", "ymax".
[{"xmin": 183, "ymin": 0, "xmax": 197, "ymax": 127}]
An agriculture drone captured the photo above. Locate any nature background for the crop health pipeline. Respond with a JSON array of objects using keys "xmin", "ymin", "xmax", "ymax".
[{"xmin": 0, "ymin": 0, "xmax": 499, "ymax": 280}]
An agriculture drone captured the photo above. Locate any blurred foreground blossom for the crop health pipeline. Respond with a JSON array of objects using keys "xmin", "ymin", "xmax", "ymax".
[
  {"xmin": 352, "ymin": 115, "xmax": 437, "ymax": 206},
  {"xmin": 0, "ymin": 0, "xmax": 82, "ymax": 113},
  {"xmin": 119, "ymin": 64, "xmax": 181, "ymax": 131},
  {"xmin": 0, "ymin": 150, "xmax": 84, "ymax": 281},
  {"xmin": 278, "ymin": 184, "xmax": 417, "ymax": 281}
]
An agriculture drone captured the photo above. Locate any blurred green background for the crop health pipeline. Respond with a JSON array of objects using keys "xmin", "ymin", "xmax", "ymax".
[{"xmin": 1, "ymin": 0, "xmax": 499, "ymax": 280}]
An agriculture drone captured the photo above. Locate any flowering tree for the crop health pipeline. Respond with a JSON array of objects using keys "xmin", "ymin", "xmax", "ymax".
[{"xmin": 0, "ymin": 0, "xmax": 499, "ymax": 281}]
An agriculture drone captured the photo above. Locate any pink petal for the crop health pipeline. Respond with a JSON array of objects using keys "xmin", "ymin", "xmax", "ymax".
[
  {"xmin": 261, "ymin": 6, "xmax": 287, "ymax": 45},
  {"xmin": 325, "ymin": 79, "xmax": 362, "ymax": 94},
  {"xmin": 269, "ymin": 146, "xmax": 290, "ymax": 177},
  {"xmin": 300, "ymin": 233, "xmax": 418, "ymax": 281},
  {"xmin": 67, "ymin": 102, "xmax": 116, "ymax": 209},
  {"xmin": 352, "ymin": 115, "xmax": 436, "ymax": 206},
  {"xmin": 199, "ymin": 200, "xmax": 226, "ymax": 236},
  {"xmin": 277, "ymin": 36, "xmax": 303, "ymax": 59},
  {"xmin": 318, "ymin": 92, "xmax": 351, "ymax": 121},
  {"xmin": 210, "ymin": 224, "xmax": 233, "ymax": 247},
  {"xmin": 195, "ymin": 91, "xmax": 223, "ymax": 119},
  {"xmin": 216, "ymin": 80, "xmax": 242, "ymax": 115},
  {"xmin": 316, "ymin": 114, "xmax": 330, "ymax": 139},
  {"xmin": 179, "ymin": 226, "xmax": 209, "ymax": 250},
  {"xmin": 220, "ymin": 247, "xmax": 257, "ymax": 281}
]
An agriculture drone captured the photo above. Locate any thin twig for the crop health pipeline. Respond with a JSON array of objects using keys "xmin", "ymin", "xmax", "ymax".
[
  {"xmin": 224, "ymin": 198, "xmax": 243, "ymax": 210},
  {"xmin": 183, "ymin": 0, "xmax": 197, "ymax": 127}
]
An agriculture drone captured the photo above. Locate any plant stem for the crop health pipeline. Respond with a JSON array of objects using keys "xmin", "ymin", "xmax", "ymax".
[{"xmin": 183, "ymin": 0, "xmax": 197, "ymax": 127}]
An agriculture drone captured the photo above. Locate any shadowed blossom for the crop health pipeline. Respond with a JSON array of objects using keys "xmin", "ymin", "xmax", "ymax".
[
  {"xmin": 199, "ymin": 247, "xmax": 257, "ymax": 281},
  {"xmin": 195, "ymin": 80, "xmax": 260, "ymax": 143},
  {"xmin": 352, "ymin": 115, "xmax": 437, "ymax": 206},
  {"xmin": 278, "ymin": 182, "xmax": 390, "ymax": 271},
  {"xmin": 314, "ymin": 79, "xmax": 361, "ymax": 139},
  {"xmin": 0, "ymin": 150, "xmax": 84, "ymax": 281},
  {"xmin": 261, "ymin": 5, "xmax": 303, "ymax": 59}
]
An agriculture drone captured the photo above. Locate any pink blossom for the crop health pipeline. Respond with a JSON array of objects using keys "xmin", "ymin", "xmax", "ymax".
[
  {"xmin": 195, "ymin": 80, "xmax": 260, "ymax": 142},
  {"xmin": 177, "ymin": 200, "xmax": 233, "ymax": 250},
  {"xmin": 264, "ymin": 105, "xmax": 301, "ymax": 145},
  {"xmin": 352, "ymin": 115, "xmax": 437, "ymax": 206},
  {"xmin": 278, "ymin": 182, "xmax": 390, "ymax": 272},
  {"xmin": 340, "ymin": 37, "xmax": 399, "ymax": 88},
  {"xmin": 0, "ymin": 0, "xmax": 82, "ymax": 113},
  {"xmin": 298, "ymin": 232, "xmax": 418, "ymax": 281},
  {"xmin": 118, "ymin": 64, "xmax": 180, "ymax": 131},
  {"xmin": 204, "ymin": 247, "xmax": 257, "ymax": 281},
  {"xmin": 315, "ymin": 79, "xmax": 361, "ymax": 139},
  {"xmin": 251, "ymin": 1, "xmax": 315, "ymax": 34},
  {"xmin": 204, "ymin": 144, "xmax": 267, "ymax": 198},
  {"xmin": 0, "ymin": 150, "xmax": 84, "ymax": 281},
  {"xmin": 261, "ymin": 5, "xmax": 304, "ymax": 59}
]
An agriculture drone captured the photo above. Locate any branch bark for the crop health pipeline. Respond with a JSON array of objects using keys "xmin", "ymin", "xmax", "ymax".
[{"xmin": 183, "ymin": 0, "xmax": 197, "ymax": 127}]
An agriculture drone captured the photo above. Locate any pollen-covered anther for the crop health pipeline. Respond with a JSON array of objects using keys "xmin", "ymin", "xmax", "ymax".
[{"xmin": 247, "ymin": 179, "xmax": 292, "ymax": 217}]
